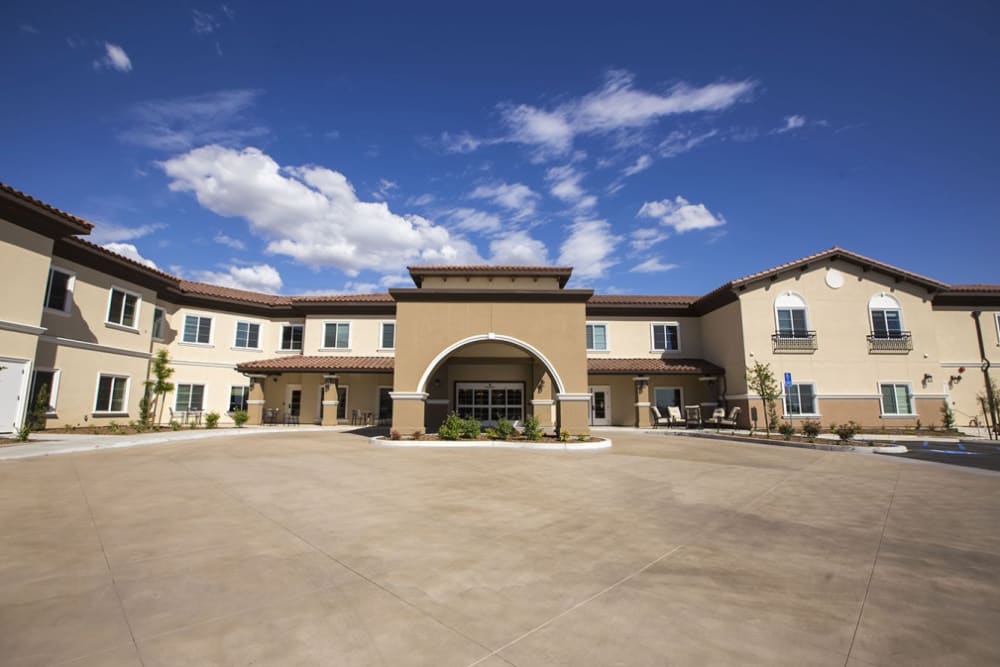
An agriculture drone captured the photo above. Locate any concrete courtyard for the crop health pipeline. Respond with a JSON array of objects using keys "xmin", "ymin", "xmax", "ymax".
[{"xmin": 1, "ymin": 429, "xmax": 998, "ymax": 666}]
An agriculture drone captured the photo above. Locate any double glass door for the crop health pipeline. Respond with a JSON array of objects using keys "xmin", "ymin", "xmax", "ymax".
[{"xmin": 455, "ymin": 383, "xmax": 523, "ymax": 425}]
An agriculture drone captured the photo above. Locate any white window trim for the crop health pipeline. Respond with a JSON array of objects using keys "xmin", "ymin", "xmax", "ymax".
[
  {"xmin": 278, "ymin": 323, "xmax": 305, "ymax": 352},
  {"xmin": 228, "ymin": 385, "xmax": 250, "ymax": 413},
  {"xmin": 43, "ymin": 266, "xmax": 75, "ymax": 316},
  {"xmin": 585, "ymin": 321, "xmax": 610, "ymax": 353},
  {"xmin": 650, "ymin": 322, "xmax": 682, "ymax": 353},
  {"xmin": 378, "ymin": 321, "xmax": 396, "ymax": 351},
  {"xmin": 868, "ymin": 293, "xmax": 905, "ymax": 336},
  {"xmin": 773, "ymin": 292, "xmax": 810, "ymax": 336},
  {"xmin": 232, "ymin": 319, "xmax": 264, "ymax": 351},
  {"xmin": 338, "ymin": 384, "xmax": 349, "ymax": 420},
  {"xmin": 33, "ymin": 367, "xmax": 61, "ymax": 414},
  {"xmin": 93, "ymin": 373, "xmax": 130, "ymax": 415},
  {"xmin": 180, "ymin": 312, "xmax": 215, "ymax": 347},
  {"xmin": 878, "ymin": 382, "xmax": 916, "ymax": 417},
  {"xmin": 175, "ymin": 383, "xmax": 207, "ymax": 412},
  {"xmin": 151, "ymin": 307, "xmax": 166, "ymax": 341},
  {"xmin": 782, "ymin": 382, "xmax": 820, "ymax": 418},
  {"xmin": 321, "ymin": 321, "xmax": 352, "ymax": 351},
  {"xmin": 105, "ymin": 285, "xmax": 142, "ymax": 331}
]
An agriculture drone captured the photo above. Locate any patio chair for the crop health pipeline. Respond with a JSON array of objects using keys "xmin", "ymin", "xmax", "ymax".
[
  {"xmin": 705, "ymin": 407, "xmax": 726, "ymax": 427},
  {"xmin": 650, "ymin": 406, "xmax": 671, "ymax": 428},
  {"xmin": 511, "ymin": 420, "xmax": 525, "ymax": 435},
  {"xmin": 684, "ymin": 405, "xmax": 703, "ymax": 428},
  {"xmin": 708, "ymin": 406, "xmax": 741, "ymax": 429},
  {"xmin": 667, "ymin": 406, "xmax": 684, "ymax": 426}
]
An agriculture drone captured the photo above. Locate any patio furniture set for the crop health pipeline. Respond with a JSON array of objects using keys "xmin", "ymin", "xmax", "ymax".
[{"xmin": 651, "ymin": 405, "xmax": 741, "ymax": 429}]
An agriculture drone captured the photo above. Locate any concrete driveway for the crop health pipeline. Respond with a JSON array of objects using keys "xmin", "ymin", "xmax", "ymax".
[{"xmin": 1, "ymin": 430, "xmax": 998, "ymax": 666}]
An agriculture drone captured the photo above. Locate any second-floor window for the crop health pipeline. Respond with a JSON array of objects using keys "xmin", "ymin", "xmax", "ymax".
[
  {"xmin": 44, "ymin": 268, "xmax": 73, "ymax": 313},
  {"xmin": 651, "ymin": 323, "xmax": 680, "ymax": 351},
  {"xmin": 380, "ymin": 322, "xmax": 395, "ymax": 349},
  {"xmin": 586, "ymin": 324, "xmax": 607, "ymax": 351},
  {"xmin": 775, "ymin": 293, "xmax": 809, "ymax": 338},
  {"xmin": 324, "ymin": 322, "xmax": 350, "ymax": 349},
  {"xmin": 234, "ymin": 321, "xmax": 261, "ymax": 349},
  {"xmin": 784, "ymin": 383, "xmax": 817, "ymax": 415},
  {"xmin": 107, "ymin": 288, "xmax": 139, "ymax": 328},
  {"xmin": 151, "ymin": 308, "xmax": 165, "ymax": 340},
  {"xmin": 183, "ymin": 315, "xmax": 212, "ymax": 344},
  {"xmin": 869, "ymin": 294, "xmax": 904, "ymax": 338},
  {"xmin": 280, "ymin": 324, "xmax": 303, "ymax": 351}
]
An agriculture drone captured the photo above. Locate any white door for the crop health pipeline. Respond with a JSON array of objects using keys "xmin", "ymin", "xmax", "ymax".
[
  {"xmin": 0, "ymin": 359, "xmax": 30, "ymax": 434},
  {"xmin": 589, "ymin": 385, "xmax": 611, "ymax": 426}
]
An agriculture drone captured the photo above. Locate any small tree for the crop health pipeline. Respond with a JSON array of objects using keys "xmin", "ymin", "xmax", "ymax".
[
  {"xmin": 940, "ymin": 400, "xmax": 955, "ymax": 430},
  {"xmin": 746, "ymin": 361, "xmax": 781, "ymax": 437},
  {"xmin": 18, "ymin": 384, "xmax": 50, "ymax": 440},
  {"xmin": 150, "ymin": 350, "xmax": 175, "ymax": 428},
  {"xmin": 137, "ymin": 381, "xmax": 154, "ymax": 430}
]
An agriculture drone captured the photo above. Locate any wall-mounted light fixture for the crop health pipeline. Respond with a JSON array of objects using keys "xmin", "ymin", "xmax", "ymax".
[
  {"xmin": 922, "ymin": 373, "xmax": 934, "ymax": 387},
  {"xmin": 633, "ymin": 376, "xmax": 649, "ymax": 391}
]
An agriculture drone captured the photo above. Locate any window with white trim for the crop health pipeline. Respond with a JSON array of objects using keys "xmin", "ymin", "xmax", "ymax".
[
  {"xmin": 30, "ymin": 369, "xmax": 59, "ymax": 413},
  {"xmin": 175, "ymin": 384, "xmax": 205, "ymax": 412},
  {"xmin": 182, "ymin": 315, "xmax": 212, "ymax": 344},
  {"xmin": 869, "ymin": 294, "xmax": 904, "ymax": 339},
  {"xmin": 651, "ymin": 323, "xmax": 680, "ymax": 351},
  {"xmin": 280, "ymin": 324, "xmax": 303, "ymax": 351},
  {"xmin": 234, "ymin": 321, "xmax": 261, "ymax": 349},
  {"xmin": 323, "ymin": 322, "xmax": 350, "ymax": 349},
  {"xmin": 229, "ymin": 386, "xmax": 249, "ymax": 412},
  {"xmin": 151, "ymin": 308, "xmax": 165, "ymax": 340},
  {"xmin": 586, "ymin": 323, "xmax": 607, "ymax": 351},
  {"xmin": 95, "ymin": 375, "xmax": 128, "ymax": 413},
  {"xmin": 783, "ymin": 383, "xmax": 817, "ymax": 415},
  {"xmin": 880, "ymin": 383, "xmax": 914, "ymax": 415},
  {"xmin": 380, "ymin": 322, "xmax": 395, "ymax": 349},
  {"xmin": 107, "ymin": 288, "xmax": 139, "ymax": 328},
  {"xmin": 775, "ymin": 293, "xmax": 809, "ymax": 338},
  {"xmin": 44, "ymin": 268, "xmax": 74, "ymax": 313}
]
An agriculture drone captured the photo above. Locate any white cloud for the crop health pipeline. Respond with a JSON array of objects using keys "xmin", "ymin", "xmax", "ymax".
[
  {"xmin": 19, "ymin": 24, "xmax": 39, "ymax": 34},
  {"xmin": 557, "ymin": 219, "xmax": 619, "ymax": 280},
  {"xmin": 120, "ymin": 89, "xmax": 266, "ymax": 151},
  {"xmin": 659, "ymin": 129, "xmax": 718, "ymax": 157},
  {"xmin": 545, "ymin": 165, "xmax": 597, "ymax": 211},
  {"xmin": 448, "ymin": 208, "xmax": 502, "ymax": 234},
  {"xmin": 192, "ymin": 10, "xmax": 220, "ymax": 35},
  {"xmin": 622, "ymin": 154, "xmax": 653, "ymax": 177},
  {"xmin": 630, "ymin": 257, "xmax": 678, "ymax": 273},
  {"xmin": 193, "ymin": 264, "xmax": 283, "ymax": 293},
  {"xmin": 161, "ymin": 145, "xmax": 483, "ymax": 277},
  {"xmin": 94, "ymin": 42, "xmax": 132, "ymax": 73},
  {"xmin": 629, "ymin": 227, "xmax": 668, "ymax": 251},
  {"xmin": 776, "ymin": 114, "xmax": 807, "ymax": 133},
  {"xmin": 441, "ymin": 131, "xmax": 497, "ymax": 154},
  {"xmin": 468, "ymin": 182, "xmax": 540, "ymax": 220},
  {"xmin": 372, "ymin": 178, "xmax": 398, "ymax": 200},
  {"xmin": 488, "ymin": 231, "xmax": 550, "ymax": 265},
  {"xmin": 409, "ymin": 193, "xmax": 435, "ymax": 207},
  {"xmin": 89, "ymin": 222, "xmax": 164, "ymax": 244},
  {"xmin": 637, "ymin": 196, "xmax": 726, "ymax": 233},
  {"xmin": 103, "ymin": 243, "xmax": 157, "ymax": 268},
  {"xmin": 213, "ymin": 232, "xmax": 246, "ymax": 250},
  {"xmin": 500, "ymin": 104, "xmax": 575, "ymax": 156}
]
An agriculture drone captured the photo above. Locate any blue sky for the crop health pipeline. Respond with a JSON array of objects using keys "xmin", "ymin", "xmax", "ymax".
[{"xmin": 2, "ymin": 1, "xmax": 998, "ymax": 295}]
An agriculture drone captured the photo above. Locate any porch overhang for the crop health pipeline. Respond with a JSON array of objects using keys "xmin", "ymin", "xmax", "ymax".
[
  {"xmin": 587, "ymin": 358, "xmax": 725, "ymax": 376},
  {"xmin": 236, "ymin": 355, "xmax": 395, "ymax": 374}
]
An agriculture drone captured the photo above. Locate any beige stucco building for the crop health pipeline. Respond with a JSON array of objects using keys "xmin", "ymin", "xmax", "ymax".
[{"xmin": 1, "ymin": 181, "xmax": 998, "ymax": 436}]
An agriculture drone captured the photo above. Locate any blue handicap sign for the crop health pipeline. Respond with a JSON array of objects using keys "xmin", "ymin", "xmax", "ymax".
[{"xmin": 783, "ymin": 372, "xmax": 792, "ymax": 387}]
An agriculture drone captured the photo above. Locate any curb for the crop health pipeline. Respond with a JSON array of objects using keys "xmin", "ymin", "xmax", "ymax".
[
  {"xmin": 370, "ymin": 436, "xmax": 612, "ymax": 451},
  {"xmin": 675, "ymin": 430, "xmax": 908, "ymax": 454}
]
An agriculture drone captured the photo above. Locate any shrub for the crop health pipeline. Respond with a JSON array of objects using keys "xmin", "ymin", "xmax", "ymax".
[
  {"xmin": 170, "ymin": 420, "xmax": 182, "ymax": 431},
  {"xmin": 390, "ymin": 429, "xmax": 401, "ymax": 440},
  {"xmin": 205, "ymin": 412, "xmax": 220, "ymax": 429},
  {"xmin": 494, "ymin": 418, "xmax": 513, "ymax": 440},
  {"xmin": 109, "ymin": 421, "xmax": 121, "ymax": 434},
  {"xmin": 411, "ymin": 430, "xmax": 423, "ymax": 440},
  {"xmin": 15, "ymin": 424, "xmax": 31, "ymax": 442},
  {"xmin": 232, "ymin": 410, "xmax": 249, "ymax": 428},
  {"xmin": 559, "ymin": 430, "xmax": 570, "ymax": 442},
  {"xmin": 832, "ymin": 421, "xmax": 860, "ymax": 442},
  {"xmin": 577, "ymin": 433, "xmax": 588, "ymax": 442},
  {"xmin": 26, "ymin": 384, "xmax": 49, "ymax": 433},
  {"xmin": 438, "ymin": 413, "xmax": 463, "ymax": 440},
  {"xmin": 778, "ymin": 422, "xmax": 795, "ymax": 440},
  {"xmin": 800, "ymin": 420, "xmax": 822, "ymax": 441},
  {"xmin": 940, "ymin": 400, "xmax": 955, "ymax": 430},
  {"xmin": 459, "ymin": 417, "xmax": 481, "ymax": 439},
  {"xmin": 523, "ymin": 415, "xmax": 542, "ymax": 441}
]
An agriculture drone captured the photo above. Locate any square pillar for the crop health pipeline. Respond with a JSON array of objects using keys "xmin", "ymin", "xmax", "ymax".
[
  {"xmin": 321, "ymin": 375, "xmax": 339, "ymax": 426},
  {"xmin": 247, "ymin": 375, "xmax": 266, "ymax": 425},
  {"xmin": 532, "ymin": 368, "xmax": 555, "ymax": 430},
  {"xmin": 557, "ymin": 393, "xmax": 591, "ymax": 436},
  {"xmin": 391, "ymin": 392, "xmax": 428, "ymax": 434},
  {"xmin": 634, "ymin": 376, "xmax": 651, "ymax": 428}
]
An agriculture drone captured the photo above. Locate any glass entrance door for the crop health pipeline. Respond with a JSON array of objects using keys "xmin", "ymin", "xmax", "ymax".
[
  {"xmin": 455, "ymin": 383, "xmax": 523, "ymax": 426},
  {"xmin": 589, "ymin": 385, "xmax": 611, "ymax": 426}
]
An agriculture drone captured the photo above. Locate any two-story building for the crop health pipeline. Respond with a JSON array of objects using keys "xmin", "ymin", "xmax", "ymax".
[{"xmin": 1, "ymin": 181, "xmax": 998, "ymax": 437}]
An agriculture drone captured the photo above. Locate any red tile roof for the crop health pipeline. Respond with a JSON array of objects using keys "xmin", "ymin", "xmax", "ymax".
[
  {"xmin": 290, "ymin": 293, "xmax": 395, "ymax": 303},
  {"xmin": 588, "ymin": 294, "xmax": 698, "ymax": 306},
  {"xmin": 1, "ymin": 181, "xmax": 95, "ymax": 233},
  {"xmin": 408, "ymin": 265, "xmax": 573, "ymax": 287},
  {"xmin": 587, "ymin": 358, "xmax": 724, "ymax": 375},
  {"xmin": 178, "ymin": 280, "xmax": 293, "ymax": 306},
  {"xmin": 236, "ymin": 356, "xmax": 395, "ymax": 373}
]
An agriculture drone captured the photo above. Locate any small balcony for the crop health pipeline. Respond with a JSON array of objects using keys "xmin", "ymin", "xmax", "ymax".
[
  {"xmin": 867, "ymin": 331, "xmax": 913, "ymax": 353},
  {"xmin": 772, "ymin": 331, "xmax": 818, "ymax": 353}
]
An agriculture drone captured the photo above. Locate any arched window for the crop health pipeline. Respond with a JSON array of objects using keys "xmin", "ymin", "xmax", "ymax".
[
  {"xmin": 869, "ymin": 293, "xmax": 904, "ymax": 339},
  {"xmin": 775, "ymin": 292, "xmax": 809, "ymax": 338}
]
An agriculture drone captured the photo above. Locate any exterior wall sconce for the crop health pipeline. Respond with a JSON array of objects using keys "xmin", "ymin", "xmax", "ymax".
[
  {"xmin": 633, "ymin": 376, "xmax": 649, "ymax": 391},
  {"xmin": 922, "ymin": 373, "xmax": 934, "ymax": 387},
  {"xmin": 535, "ymin": 376, "xmax": 546, "ymax": 393}
]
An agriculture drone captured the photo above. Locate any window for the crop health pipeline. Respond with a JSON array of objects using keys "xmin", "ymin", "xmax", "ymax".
[
  {"xmin": 586, "ymin": 323, "xmax": 608, "ymax": 351},
  {"xmin": 182, "ymin": 315, "xmax": 212, "ymax": 344},
  {"xmin": 229, "ymin": 386, "xmax": 249, "ymax": 412},
  {"xmin": 95, "ymin": 375, "xmax": 128, "ymax": 413},
  {"xmin": 869, "ymin": 294, "xmax": 904, "ymax": 338},
  {"xmin": 455, "ymin": 383, "xmax": 523, "ymax": 423},
  {"xmin": 280, "ymin": 324, "xmax": 303, "ymax": 351},
  {"xmin": 323, "ymin": 322, "xmax": 350, "ymax": 349},
  {"xmin": 380, "ymin": 322, "xmax": 396, "ymax": 350},
  {"xmin": 107, "ymin": 288, "xmax": 139, "ymax": 328},
  {"xmin": 44, "ymin": 268, "xmax": 73, "ymax": 312},
  {"xmin": 336, "ymin": 386, "xmax": 348, "ymax": 420},
  {"xmin": 775, "ymin": 293, "xmax": 809, "ymax": 338},
  {"xmin": 175, "ymin": 384, "xmax": 205, "ymax": 412},
  {"xmin": 30, "ymin": 369, "xmax": 59, "ymax": 413},
  {"xmin": 151, "ymin": 308, "xmax": 165, "ymax": 340},
  {"xmin": 783, "ymin": 383, "xmax": 817, "ymax": 415},
  {"xmin": 653, "ymin": 387, "xmax": 682, "ymax": 414},
  {"xmin": 651, "ymin": 323, "xmax": 680, "ymax": 351},
  {"xmin": 234, "ymin": 321, "xmax": 261, "ymax": 349},
  {"xmin": 880, "ymin": 383, "xmax": 914, "ymax": 415}
]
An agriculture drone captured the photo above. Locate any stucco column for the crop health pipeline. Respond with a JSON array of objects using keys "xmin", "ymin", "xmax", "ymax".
[
  {"xmin": 531, "ymin": 369, "xmax": 555, "ymax": 431},
  {"xmin": 557, "ymin": 393, "xmax": 591, "ymax": 436},
  {"xmin": 321, "ymin": 375, "xmax": 339, "ymax": 426},
  {"xmin": 634, "ymin": 376, "xmax": 651, "ymax": 428},
  {"xmin": 391, "ymin": 392, "xmax": 428, "ymax": 435},
  {"xmin": 246, "ymin": 375, "xmax": 266, "ymax": 425}
]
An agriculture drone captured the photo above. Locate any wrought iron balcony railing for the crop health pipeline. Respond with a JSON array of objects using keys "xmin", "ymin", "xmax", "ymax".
[
  {"xmin": 771, "ymin": 331, "xmax": 818, "ymax": 352},
  {"xmin": 867, "ymin": 331, "xmax": 913, "ymax": 353}
]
